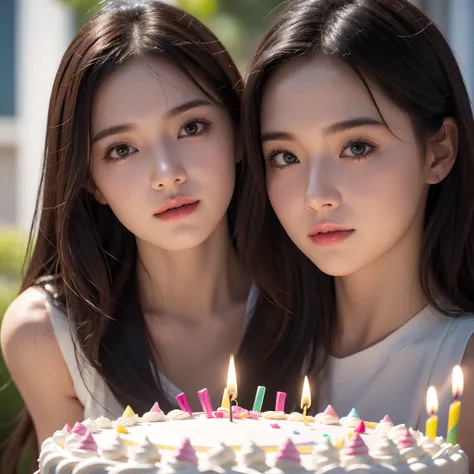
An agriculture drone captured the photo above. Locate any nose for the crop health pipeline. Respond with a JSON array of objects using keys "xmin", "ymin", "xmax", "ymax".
[
  {"xmin": 305, "ymin": 161, "xmax": 342, "ymax": 211},
  {"xmin": 151, "ymin": 148, "xmax": 187, "ymax": 190}
]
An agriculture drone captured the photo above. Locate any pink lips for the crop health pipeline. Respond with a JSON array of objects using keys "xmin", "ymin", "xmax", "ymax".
[
  {"xmin": 154, "ymin": 197, "xmax": 200, "ymax": 222},
  {"xmin": 308, "ymin": 223, "xmax": 355, "ymax": 247}
]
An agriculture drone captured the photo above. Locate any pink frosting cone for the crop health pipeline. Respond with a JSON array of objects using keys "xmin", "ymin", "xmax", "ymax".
[
  {"xmin": 174, "ymin": 438, "xmax": 198, "ymax": 465},
  {"xmin": 77, "ymin": 431, "xmax": 98, "ymax": 452},
  {"xmin": 324, "ymin": 405, "xmax": 339, "ymax": 419},
  {"xmin": 62, "ymin": 423, "xmax": 72, "ymax": 433},
  {"xmin": 381, "ymin": 415, "xmax": 393, "ymax": 424},
  {"xmin": 344, "ymin": 433, "xmax": 369, "ymax": 457},
  {"xmin": 397, "ymin": 429, "xmax": 417, "ymax": 450},
  {"xmin": 150, "ymin": 402, "xmax": 162, "ymax": 413},
  {"xmin": 72, "ymin": 422, "xmax": 87, "ymax": 436},
  {"xmin": 275, "ymin": 439, "xmax": 301, "ymax": 464},
  {"xmin": 354, "ymin": 420, "xmax": 366, "ymax": 434}
]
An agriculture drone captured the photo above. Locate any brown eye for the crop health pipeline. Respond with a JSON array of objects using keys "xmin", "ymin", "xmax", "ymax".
[
  {"xmin": 106, "ymin": 144, "xmax": 138, "ymax": 161},
  {"xmin": 178, "ymin": 119, "xmax": 212, "ymax": 138}
]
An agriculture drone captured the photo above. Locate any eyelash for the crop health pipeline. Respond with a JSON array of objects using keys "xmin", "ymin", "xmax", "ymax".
[
  {"xmin": 264, "ymin": 138, "xmax": 379, "ymax": 170},
  {"xmin": 101, "ymin": 117, "xmax": 214, "ymax": 162}
]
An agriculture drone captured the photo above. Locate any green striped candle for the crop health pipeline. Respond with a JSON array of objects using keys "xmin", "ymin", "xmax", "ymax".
[{"xmin": 252, "ymin": 386, "xmax": 266, "ymax": 412}]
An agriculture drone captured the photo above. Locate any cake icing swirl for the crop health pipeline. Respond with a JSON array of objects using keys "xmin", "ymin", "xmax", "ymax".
[
  {"xmin": 82, "ymin": 418, "xmax": 100, "ymax": 433},
  {"xmin": 262, "ymin": 411, "xmax": 287, "ymax": 420},
  {"xmin": 70, "ymin": 431, "xmax": 99, "ymax": 459},
  {"xmin": 311, "ymin": 439, "xmax": 340, "ymax": 470},
  {"xmin": 314, "ymin": 405, "xmax": 340, "ymax": 425},
  {"xmin": 274, "ymin": 439, "xmax": 302, "ymax": 471},
  {"xmin": 95, "ymin": 416, "xmax": 112, "ymax": 429},
  {"xmin": 167, "ymin": 409, "xmax": 193, "ymax": 420},
  {"xmin": 129, "ymin": 436, "xmax": 161, "ymax": 464},
  {"xmin": 239, "ymin": 441, "xmax": 267, "ymax": 470},
  {"xmin": 98, "ymin": 433, "xmax": 128, "ymax": 461},
  {"xmin": 207, "ymin": 442, "xmax": 236, "ymax": 468},
  {"xmin": 167, "ymin": 438, "xmax": 198, "ymax": 470},
  {"xmin": 339, "ymin": 408, "xmax": 361, "ymax": 429},
  {"xmin": 341, "ymin": 433, "xmax": 374, "ymax": 468}
]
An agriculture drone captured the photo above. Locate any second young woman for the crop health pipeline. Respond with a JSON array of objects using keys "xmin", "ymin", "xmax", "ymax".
[{"xmin": 240, "ymin": 0, "xmax": 474, "ymax": 459}]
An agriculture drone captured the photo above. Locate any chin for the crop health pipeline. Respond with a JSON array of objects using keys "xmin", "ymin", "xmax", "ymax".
[{"xmin": 305, "ymin": 255, "xmax": 361, "ymax": 278}]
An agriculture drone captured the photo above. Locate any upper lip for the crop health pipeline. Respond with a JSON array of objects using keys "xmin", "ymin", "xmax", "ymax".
[
  {"xmin": 155, "ymin": 196, "xmax": 199, "ymax": 214},
  {"xmin": 308, "ymin": 223, "xmax": 354, "ymax": 235}
]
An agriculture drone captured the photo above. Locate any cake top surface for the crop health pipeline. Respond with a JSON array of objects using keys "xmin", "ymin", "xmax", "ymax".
[{"xmin": 39, "ymin": 404, "xmax": 469, "ymax": 474}]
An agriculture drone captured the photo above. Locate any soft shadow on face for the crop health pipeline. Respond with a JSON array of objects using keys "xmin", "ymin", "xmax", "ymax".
[
  {"xmin": 90, "ymin": 55, "xmax": 237, "ymax": 251},
  {"xmin": 260, "ymin": 55, "xmax": 430, "ymax": 277}
]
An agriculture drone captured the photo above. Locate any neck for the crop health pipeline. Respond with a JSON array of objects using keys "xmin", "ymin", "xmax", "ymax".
[
  {"xmin": 136, "ymin": 218, "xmax": 249, "ymax": 322},
  {"xmin": 333, "ymin": 216, "xmax": 428, "ymax": 357}
]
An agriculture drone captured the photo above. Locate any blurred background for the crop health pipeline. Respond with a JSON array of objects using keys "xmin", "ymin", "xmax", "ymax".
[{"xmin": 0, "ymin": 0, "xmax": 473, "ymax": 471}]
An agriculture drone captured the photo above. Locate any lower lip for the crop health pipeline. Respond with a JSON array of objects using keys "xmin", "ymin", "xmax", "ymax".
[
  {"xmin": 154, "ymin": 201, "xmax": 200, "ymax": 221},
  {"xmin": 309, "ymin": 230, "xmax": 354, "ymax": 246}
]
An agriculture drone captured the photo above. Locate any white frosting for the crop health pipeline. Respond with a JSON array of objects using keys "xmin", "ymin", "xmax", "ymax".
[
  {"xmin": 372, "ymin": 438, "xmax": 406, "ymax": 466},
  {"xmin": 339, "ymin": 416, "xmax": 361, "ymax": 429},
  {"xmin": 167, "ymin": 409, "xmax": 193, "ymax": 420},
  {"xmin": 99, "ymin": 433, "xmax": 128, "ymax": 460},
  {"xmin": 129, "ymin": 436, "xmax": 161, "ymax": 464},
  {"xmin": 113, "ymin": 414, "xmax": 140, "ymax": 427},
  {"xmin": 38, "ymin": 413, "xmax": 468, "ymax": 474},
  {"xmin": 239, "ymin": 441, "xmax": 267, "ymax": 468},
  {"xmin": 64, "ymin": 432, "xmax": 82, "ymax": 450},
  {"xmin": 52, "ymin": 429, "xmax": 69, "ymax": 446},
  {"xmin": 261, "ymin": 411, "xmax": 287, "ymax": 420},
  {"xmin": 82, "ymin": 418, "xmax": 100, "ymax": 433},
  {"xmin": 375, "ymin": 421, "xmax": 394, "ymax": 435},
  {"xmin": 286, "ymin": 412, "xmax": 314, "ymax": 422},
  {"xmin": 313, "ymin": 413, "xmax": 339, "ymax": 425},
  {"xmin": 207, "ymin": 442, "xmax": 236, "ymax": 468},
  {"xmin": 142, "ymin": 410, "xmax": 166, "ymax": 423},
  {"xmin": 311, "ymin": 439, "xmax": 340, "ymax": 470},
  {"xmin": 95, "ymin": 416, "xmax": 113, "ymax": 429}
]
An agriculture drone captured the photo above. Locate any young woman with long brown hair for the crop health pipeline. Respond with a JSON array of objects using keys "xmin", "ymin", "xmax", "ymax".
[{"xmin": 0, "ymin": 2, "xmax": 311, "ymax": 472}]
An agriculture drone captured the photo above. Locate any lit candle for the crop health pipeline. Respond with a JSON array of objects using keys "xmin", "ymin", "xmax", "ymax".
[
  {"xmin": 226, "ymin": 354, "xmax": 238, "ymax": 422},
  {"xmin": 300, "ymin": 376, "xmax": 311, "ymax": 425},
  {"xmin": 221, "ymin": 388, "xmax": 230, "ymax": 410},
  {"xmin": 252, "ymin": 386, "xmax": 266, "ymax": 412},
  {"xmin": 447, "ymin": 365, "xmax": 464, "ymax": 444},
  {"xmin": 425, "ymin": 386, "xmax": 438, "ymax": 441}
]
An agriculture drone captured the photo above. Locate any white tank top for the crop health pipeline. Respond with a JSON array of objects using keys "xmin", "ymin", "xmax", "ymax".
[
  {"xmin": 317, "ymin": 305, "xmax": 474, "ymax": 432},
  {"xmin": 45, "ymin": 283, "xmax": 258, "ymax": 419}
]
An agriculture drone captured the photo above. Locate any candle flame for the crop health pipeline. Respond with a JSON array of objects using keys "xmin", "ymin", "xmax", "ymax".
[
  {"xmin": 452, "ymin": 365, "xmax": 464, "ymax": 398},
  {"xmin": 426, "ymin": 386, "xmax": 438, "ymax": 415},
  {"xmin": 300, "ymin": 376, "xmax": 311, "ymax": 410},
  {"xmin": 226, "ymin": 354, "xmax": 237, "ymax": 401}
]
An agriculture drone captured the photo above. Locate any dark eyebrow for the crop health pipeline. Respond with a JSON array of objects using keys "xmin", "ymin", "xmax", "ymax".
[
  {"xmin": 261, "ymin": 117, "xmax": 385, "ymax": 143},
  {"xmin": 166, "ymin": 98, "xmax": 214, "ymax": 118},
  {"xmin": 92, "ymin": 99, "xmax": 214, "ymax": 144},
  {"xmin": 261, "ymin": 131, "xmax": 296, "ymax": 143},
  {"xmin": 323, "ymin": 117, "xmax": 385, "ymax": 135},
  {"xmin": 92, "ymin": 124, "xmax": 135, "ymax": 144}
]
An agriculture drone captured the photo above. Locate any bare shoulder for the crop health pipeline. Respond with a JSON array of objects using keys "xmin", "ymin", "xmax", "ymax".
[
  {"xmin": 1, "ymin": 286, "xmax": 84, "ymax": 443},
  {"xmin": 1, "ymin": 286, "xmax": 55, "ymax": 357}
]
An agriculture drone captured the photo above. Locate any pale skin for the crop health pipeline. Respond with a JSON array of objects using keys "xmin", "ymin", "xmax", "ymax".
[
  {"xmin": 1, "ymin": 55, "xmax": 250, "ymax": 446},
  {"xmin": 260, "ymin": 55, "xmax": 474, "ymax": 466}
]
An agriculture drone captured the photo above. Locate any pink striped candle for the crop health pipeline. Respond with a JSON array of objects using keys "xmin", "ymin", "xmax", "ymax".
[
  {"xmin": 275, "ymin": 391, "xmax": 287, "ymax": 412},
  {"xmin": 197, "ymin": 389, "xmax": 213, "ymax": 418},
  {"xmin": 176, "ymin": 393, "xmax": 192, "ymax": 415}
]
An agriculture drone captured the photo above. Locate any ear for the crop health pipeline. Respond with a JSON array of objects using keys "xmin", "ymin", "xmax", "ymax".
[{"xmin": 425, "ymin": 117, "xmax": 458, "ymax": 184}]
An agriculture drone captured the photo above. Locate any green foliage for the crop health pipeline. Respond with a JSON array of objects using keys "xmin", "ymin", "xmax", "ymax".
[{"xmin": 0, "ymin": 229, "xmax": 26, "ymax": 471}]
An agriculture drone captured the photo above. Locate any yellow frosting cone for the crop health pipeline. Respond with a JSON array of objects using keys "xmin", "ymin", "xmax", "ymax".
[
  {"xmin": 122, "ymin": 405, "xmax": 135, "ymax": 418},
  {"xmin": 116, "ymin": 424, "xmax": 129, "ymax": 434}
]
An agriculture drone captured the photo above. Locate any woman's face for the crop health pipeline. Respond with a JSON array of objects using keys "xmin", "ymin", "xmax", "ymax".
[
  {"xmin": 91, "ymin": 56, "xmax": 237, "ymax": 251},
  {"xmin": 260, "ymin": 55, "xmax": 436, "ymax": 277}
]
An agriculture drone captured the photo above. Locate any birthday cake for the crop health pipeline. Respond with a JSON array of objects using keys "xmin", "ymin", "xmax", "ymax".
[{"xmin": 38, "ymin": 404, "xmax": 468, "ymax": 474}]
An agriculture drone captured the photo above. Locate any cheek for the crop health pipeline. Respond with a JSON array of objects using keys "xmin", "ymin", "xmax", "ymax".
[{"xmin": 266, "ymin": 170, "xmax": 302, "ymax": 223}]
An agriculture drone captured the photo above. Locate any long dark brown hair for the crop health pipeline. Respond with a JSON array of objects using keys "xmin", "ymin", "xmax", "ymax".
[
  {"xmin": 238, "ymin": 0, "xmax": 474, "ymax": 414},
  {"xmin": 2, "ymin": 1, "xmax": 312, "ymax": 472}
]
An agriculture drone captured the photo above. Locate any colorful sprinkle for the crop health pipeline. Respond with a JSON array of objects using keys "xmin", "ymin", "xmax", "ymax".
[
  {"xmin": 322, "ymin": 434, "xmax": 331, "ymax": 441},
  {"xmin": 270, "ymin": 423, "xmax": 281, "ymax": 429},
  {"xmin": 292, "ymin": 430, "xmax": 300, "ymax": 435}
]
